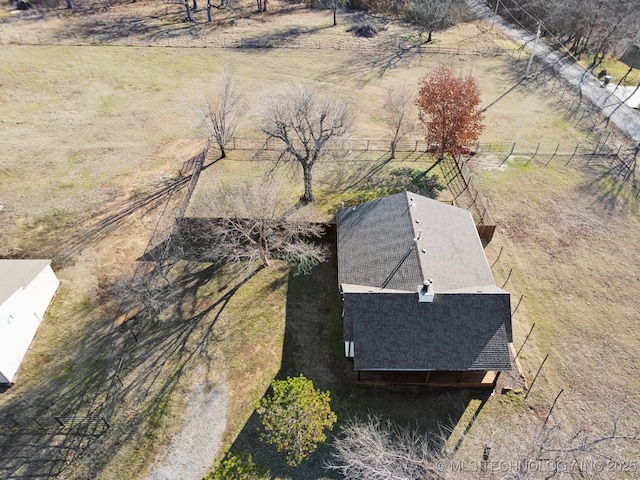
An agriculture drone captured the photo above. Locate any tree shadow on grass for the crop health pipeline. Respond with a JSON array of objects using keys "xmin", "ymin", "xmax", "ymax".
[
  {"xmin": 228, "ymin": 236, "xmax": 491, "ymax": 478},
  {"xmin": 583, "ymin": 156, "xmax": 639, "ymax": 215},
  {"xmin": 35, "ymin": 149, "xmax": 217, "ymax": 268},
  {"xmin": 237, "ymin": 24, "xmax": 332, "ymax": 49},
  {"xmin": 322, "ymin": 40, "xmax": 426, "ymax": 85},
  {"xmin": 0, "ymin": 260, "xmax": 255, "ymax": 479}
]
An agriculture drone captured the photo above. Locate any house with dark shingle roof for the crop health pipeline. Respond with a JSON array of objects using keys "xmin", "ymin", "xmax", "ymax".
[{"xmin": 336, "ymin": 191, "xmax": 512, "ymax": 388}]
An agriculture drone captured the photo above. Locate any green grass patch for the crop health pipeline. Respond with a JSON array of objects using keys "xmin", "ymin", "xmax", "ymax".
[{"xmin": 578, "ymin": 54, "xmax": 640, "ymax": 86}]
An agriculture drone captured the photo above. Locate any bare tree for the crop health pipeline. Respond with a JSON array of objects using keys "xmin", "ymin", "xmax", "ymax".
[
  {"xmin": 260, "ymin": 82, "xmax": 354, "ymax": 204},
  {"xmin": 328, "ymin": 415, "xmax": 451, "ymax": 479},
  {"xmin": 403, "ymin": 0, "xmax": 463, "ymax": 43},
  {"xmin": 197, "ymin": 66, "xmax": 245, "ymax": 159},
  {"xmin": 184, "ymin": 0, "xmax": 193, "ymax": 22},
  {"xmin": 205, "ymin": 0, "xmax": 230, "ymax": 22},
  {"xmin": 383, "ymin": 84, "xmax": 415, "ymax": 159},
  {"xmin": 474, "ymin": 415, "xmax": 640, "ymax": 480},
  {"xmin": 321, "ymin": 0, "xmax": 349, "ymax": 26},
  {"xmin": 329, "ymin": 411, "xmax": 640, "ymax": 480},
  {"xmin": 179, "ymin": 180, "xmax": 327, "ymax": 273},
  {"xmin": 490, "ymin": 0, "xmax": 640, "ymax": 61}
]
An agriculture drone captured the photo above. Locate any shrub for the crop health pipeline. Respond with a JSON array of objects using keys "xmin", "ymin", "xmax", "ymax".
[
  {"xmin": 348, "ymin": 20, "xmax": 379, "ymax": 37},
  {"xmin": 204, "ymin": 452, "xmax": 270, "ymax": 480},
  {"xmin": 256, "ymin": 375, "xmax": 337, "ymax": 466}
]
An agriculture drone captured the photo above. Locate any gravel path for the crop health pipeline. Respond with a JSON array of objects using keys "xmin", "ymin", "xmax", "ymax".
[
  {"xmin": 466, "ymin": 0, "xmax": 640, "ymax": 146},
  {"xmin": 145, "ymin": 380, "xmax": 228, "ymax": 480}
]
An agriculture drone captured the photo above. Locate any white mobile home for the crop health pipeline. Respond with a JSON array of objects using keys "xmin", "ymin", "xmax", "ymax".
[{"xmin": 0, "ymin": 260, "xmax": 60, "ymax": 385}]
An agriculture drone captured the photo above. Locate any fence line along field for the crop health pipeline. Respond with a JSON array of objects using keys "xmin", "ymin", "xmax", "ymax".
[{"xmin": 1, "ymin": 1, "xmax": 639, "ymax": 478}]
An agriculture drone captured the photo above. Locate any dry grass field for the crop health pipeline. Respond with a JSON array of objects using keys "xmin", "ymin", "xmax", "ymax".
[{"xmin": 1, "ymin": 0, "xmax": 639, "ymax": 478}]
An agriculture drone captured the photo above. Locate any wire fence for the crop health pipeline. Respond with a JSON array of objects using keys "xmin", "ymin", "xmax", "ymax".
[
  {"xmin": 0, "ymin": 24, "xmax": 513, "ymax": 53},
  {"xmin": 0, "ymin": 146, "xmax": 209, "ymax": 472},
  {"xmin": 99, "ymin": 144, "xmax": 208, "ymax": 421},
  {"xmin": 0, "ymin": 132, "xmax": 636, "ymax": 476}
]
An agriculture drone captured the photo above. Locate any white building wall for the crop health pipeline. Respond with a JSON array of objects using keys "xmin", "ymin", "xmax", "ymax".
[{"xmin": 0, "ymin": 264, "xmax": 59, "ymax": 384}]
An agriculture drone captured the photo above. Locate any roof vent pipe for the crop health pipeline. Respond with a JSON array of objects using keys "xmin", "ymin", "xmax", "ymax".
[{"xmin": 418, "ymin": 278, "xmax": 434, "ymax": 302}]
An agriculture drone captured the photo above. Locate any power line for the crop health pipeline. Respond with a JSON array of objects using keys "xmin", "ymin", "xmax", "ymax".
[
  {"xmin": 494, "ymin": 0, "xmax": 586, "ymax": 71},
  {"xmin": 500, "ymin": 0, "xmax": 539, "ymax": 25}
]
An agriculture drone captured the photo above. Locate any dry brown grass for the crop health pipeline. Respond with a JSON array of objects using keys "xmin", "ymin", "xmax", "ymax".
[
  {"xmin": 445, "ymin": 154, "xmax": 640, "ymax": 476},
  {"xmin": 1, "ymin": 1, "xmax": 639, "ymax": 478}
]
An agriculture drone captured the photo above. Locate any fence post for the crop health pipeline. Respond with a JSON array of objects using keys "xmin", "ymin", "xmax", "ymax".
[
  {"xmin": 546, "ymin": 144, "xmax": 559, "ymax": 166},
  {"xmin": 101, "ymin": 415, "xmax": 110, "ymax": 429},
  {"xmin": 505, "ymin": 142, "xmax": 515, "ymax": 163},
  {"xmin": 516, "ymin": 322, "xmax": 535, "ymax": 357},
  {"xmin": 576, "ymin": 110, "xmax": 588, "ymax": 127},
  {"xmin": 563, "ymin": 100, "xmax": 575, "ymax": 117},
  {"xmin": 525, "ymin": 143, "xmax": 539, "ymax": 165},
  {"xmin": 543, "ymin": 389, "xmax": 564, "ymax": 428},
  {"xmin": 588, "ymin": 144, "xmax": 599, "ymax": 163},
  {"xmin": 525, "ymin": 354, "xmax": 549, "ymax": 399},
  {"xmin": 512, "ymin": 293, "xmax": 524, "ymax": 315},
  {"xmin": 501, "ymin": 268, "xmax": 513, "ymax": 288},
  {"xmin": 566, "ymin": 144, "xmax": 579, "ymax": 166}
]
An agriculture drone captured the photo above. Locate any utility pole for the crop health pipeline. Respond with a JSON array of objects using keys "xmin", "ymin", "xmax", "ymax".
[
  {"xmin": 492, "ymin": 0, "xmax": 500, "ymax": 29},
  {"xmin": 525, "ymin": 21, "xmax": 542, "ymax": 79}
]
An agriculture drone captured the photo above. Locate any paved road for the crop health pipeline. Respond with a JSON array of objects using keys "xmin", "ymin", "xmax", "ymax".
[{"xmin": 466, "ymin": 0, "xmax": 640, "ymax": 146}]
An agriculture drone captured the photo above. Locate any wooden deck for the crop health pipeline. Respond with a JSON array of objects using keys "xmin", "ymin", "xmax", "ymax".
[{"xmin": 357, "ymin": 370, "xmax": 499, "ymax": 388}]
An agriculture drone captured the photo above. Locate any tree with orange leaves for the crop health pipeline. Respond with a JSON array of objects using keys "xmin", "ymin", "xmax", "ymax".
[{"xmin": 415, "ymin": 65, "xmax": 484, "ymax": 162}]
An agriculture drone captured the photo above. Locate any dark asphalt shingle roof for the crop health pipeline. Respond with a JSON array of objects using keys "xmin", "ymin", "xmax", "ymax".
[
  {"xmin": 344, "ymin": 292, "xmax": 512, "ymax": 371},
  {"xmin": 336, "ymin": 191, "xmax": 512, "ymax": 372},
  {"xmin": 336, "ymin": 191, "xmax": 496, "ymax": 292}
]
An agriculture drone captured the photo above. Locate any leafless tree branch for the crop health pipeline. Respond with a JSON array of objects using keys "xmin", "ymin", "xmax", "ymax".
[
  {"xmin": 260, "ymin": 82, "xmax": 354, "ymax": 203},
  {"xmin": 196, "ymin": 65, "xmax": 245, "ymax": 159}
]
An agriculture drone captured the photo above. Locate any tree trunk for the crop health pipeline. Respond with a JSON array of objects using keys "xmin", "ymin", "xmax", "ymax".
[
  {"xmin": 333, "ymin": 7, "xmax": 337, "ymax": 26},
  {"xmin": 192, "ymin": 0, "xmax": 197, "ymax": 11},
  {"xmin": 427, "ymin": 30, "xmax": 432, "ymax": 43},
  {"xmin": 220, "ymin": 146, "xmax": 226, "ymax": 159},
  {"xmin": 65, "ymin": 0, "xmax": 72, "ymax": 9},
  {"xmin": 390, "ymin": 140, "xmax": 396, "ymax": 160},
  {"xmin": 302, "ymin": 165, "xmax": 315, "ymax": 203},
  {"xmin": 258, "ymin": 228, "xmax": 270, "ymax": 266},
  {"xmin": 207, "ymin": 0, "xmax": 212, "ymax": 22},
  {"xmin": 184, "ymin": 0, "xmax": 192, "ymax": 21},
  {"xmin": 262, "ymin": 0, "xmax": 267, "ymax": 12}
]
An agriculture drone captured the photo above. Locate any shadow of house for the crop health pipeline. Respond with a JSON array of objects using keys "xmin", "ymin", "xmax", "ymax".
[
  {"xmin": 227, "ymin": 230, "xmax": 491, "ymax": 478},
  {"xmin": 0, "ymin": 259, "xmax": 247, "ymax": 479}
]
